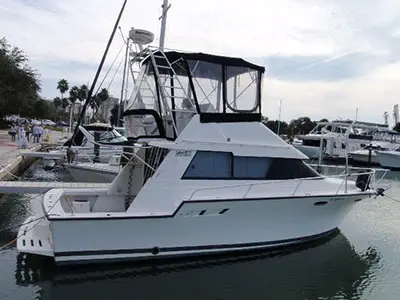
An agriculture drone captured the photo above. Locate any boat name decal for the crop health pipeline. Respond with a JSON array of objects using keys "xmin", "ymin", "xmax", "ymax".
[
  {"xmin": 175, "ymin": 150, "xmax": 192, "ymax": 157},
  {"xmin": 329, "ymin": 197, "xmax": 345, "ymax": 202}
]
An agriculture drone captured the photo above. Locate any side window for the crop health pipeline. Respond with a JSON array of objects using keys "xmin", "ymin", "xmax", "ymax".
[
  {"xmin": 233, "ymin": 156, "xmax": 271, "ymax": 179},
  {"xmin": 266, "ymin": 159, "xmax": 319, "ymax": 180},
  {"xmin": 183, "ymin": 151, "xmax": 231, "ymax": 179}
]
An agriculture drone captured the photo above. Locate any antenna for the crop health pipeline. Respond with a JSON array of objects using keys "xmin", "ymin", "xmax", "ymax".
[{"xmin": 159, "ymin": 0, "xmax": 171, "ymax": 50}]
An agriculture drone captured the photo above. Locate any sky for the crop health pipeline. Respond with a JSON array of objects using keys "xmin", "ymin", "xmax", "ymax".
[{"xmin": 1, "ymin": 0, "xmax": 400, "ymax": 125}]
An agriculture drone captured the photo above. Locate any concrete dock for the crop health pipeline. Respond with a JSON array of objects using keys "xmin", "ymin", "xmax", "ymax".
[{"xmin": 0, "ymin": 129, "xmax": 66, "ymax": 181}]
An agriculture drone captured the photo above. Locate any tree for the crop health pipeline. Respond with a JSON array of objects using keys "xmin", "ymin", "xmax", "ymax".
[
  {"xmin": 68, "ymin": 86, "xmax": 80, "ymax": 120},
  {"xmin": 53, "ymin": 96, "xmax": 62, "ymax": 108},
  {"xmin": 62, "ymin": 98, "xmax": 69, "ymax": 109},
  {"xmin": 265, "ymin": 120, "xmax": 289, "ymax": 135},
  {"xmin": 57, "ymin": 78, "xmax": 69, "ymax": 100},
  {"xmin": 384, "ymin": 111, "xmax": 389, "ymax": 125},
  {"xmin": 110, "ymin": 104, "xmax": 120, "ymax": 126},
  {"xmin": 0, "ymin": 37, "xmax": 40, "ymax": 122},
  {"xmin": 77, "ymin": 84, "xmax": 89, "ymax": 103},
  {"xmin": 393, "ymin": 104, "xmax": 399, "ymax": 125},
  {"xmin": 289, "ymin": 117, "xmax": 316, "ymax": 135},
  {"xmin": 394, "ymin": 123, "xmax": 400, "ymax": 132}
]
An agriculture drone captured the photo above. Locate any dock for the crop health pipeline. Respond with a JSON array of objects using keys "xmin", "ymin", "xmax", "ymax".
[
  {"xmin": 0, "ymin": 129, "xmax": 67, "ymax": 181},
  {"xmin": 0, "ymin": 181, "xmax": 109, "ymax": 194}
]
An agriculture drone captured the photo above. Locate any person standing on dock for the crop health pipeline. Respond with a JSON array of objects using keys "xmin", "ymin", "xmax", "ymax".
[
  {"xmin": 25, "ymin": 123, "xmax": 31, "ymax": 143},
  {"xmin": 9, "ymin": 124, "xmax": 17, "ymax": 142},
  {"xmin": 18, "ymin": 126, "xmax": 28, "ymax": 149},
  {"xmin": 32, "ymin": 125, "xmax": 40, "ymax": 143}
]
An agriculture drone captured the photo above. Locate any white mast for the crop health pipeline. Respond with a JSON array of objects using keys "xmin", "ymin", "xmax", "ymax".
[{"xmin": 159, "ymin": 0, "xmax": 171, "ymax": 50}]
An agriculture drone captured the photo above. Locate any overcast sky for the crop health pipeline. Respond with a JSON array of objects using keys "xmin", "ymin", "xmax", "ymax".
[{"xmin": 1, "ymin": 0, "xmax": 400, "ymax": 125}]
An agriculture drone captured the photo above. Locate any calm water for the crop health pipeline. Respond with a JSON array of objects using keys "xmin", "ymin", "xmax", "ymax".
[{"xmin": 1, "ymin": 161, "xmax": 400, "ymax": 299}]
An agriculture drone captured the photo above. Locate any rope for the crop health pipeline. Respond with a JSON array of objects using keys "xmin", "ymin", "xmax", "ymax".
[{"xmin": 385, "ymin": 195, "xmax": 400, "ymax": 203}]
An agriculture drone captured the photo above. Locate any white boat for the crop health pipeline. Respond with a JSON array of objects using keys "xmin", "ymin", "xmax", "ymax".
[
  {"xmin": 20, "ymin": 123, "xmax": 127, "ymax": 164},
  {"xmin": 376, "ymin": 149, "xmax": 400, "ymax": 170},
  {"xmin": 17, "ymin": 29, "xmax": 384, "ymax": 265},
  {"xmin": 63, "ymin": 155, "xmax": 121, "ymax": 183},
  {"xmin": 348, "ymin": 130, "xmax": 400, "ymax": 165},
  {"xmin": 294, "ymin": 121, "xmax": 388, "ymax": 160}
]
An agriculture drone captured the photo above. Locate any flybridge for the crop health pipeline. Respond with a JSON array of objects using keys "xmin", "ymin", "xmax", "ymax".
[{"xmin": 124, "ymin": 48, "xmax": 266, "ymax": 141}]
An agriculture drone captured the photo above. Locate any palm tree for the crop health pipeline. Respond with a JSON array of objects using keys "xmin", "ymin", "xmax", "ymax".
[
  {"xmin": 69, "ymin": 85, "xmax": 79, "ymax": 119},
  {"xmin": 77, "ymin": 84, "xmax": 89, "ymax": 103},
  {"xmin": 92, "ymin": 88, "xmax": 110, "ymax": 118},
  {"xmin": 57, "ymin": 79, "xmax": 69, "ymax": 100}
]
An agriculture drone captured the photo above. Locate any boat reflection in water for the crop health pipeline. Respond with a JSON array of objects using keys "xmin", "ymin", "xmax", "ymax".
[{"xmin": 15, "ymin": 231, "xmax": 380, "ymax": 300}]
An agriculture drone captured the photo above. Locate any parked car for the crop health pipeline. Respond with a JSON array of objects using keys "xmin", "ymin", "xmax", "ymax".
[{"xmin": 41, "ymin": 119, "xmax": 56, "ymax": 126}]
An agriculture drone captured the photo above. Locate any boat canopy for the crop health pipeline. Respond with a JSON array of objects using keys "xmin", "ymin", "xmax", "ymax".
[{"xmin": 124, "ymin": 49, "xmax": 265, "ymax": 141}]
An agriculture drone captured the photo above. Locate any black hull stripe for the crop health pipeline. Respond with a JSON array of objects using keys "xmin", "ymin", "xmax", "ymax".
[
  {"xmin": 54, "ymin": 228, "xmax": 337, "ymax": 257},
  {"xmin": 47, "ymin": 192, "xmax": 369, "ymax": 221}
]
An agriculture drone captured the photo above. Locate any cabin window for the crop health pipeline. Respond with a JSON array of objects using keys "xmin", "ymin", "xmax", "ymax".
[
  {"xmin": 182, "ymin": 151, "xmax": 320, "ymax": 180},
  {"xmin": 266, "ymin": 158, "xmax": 320, "ymax": 180},
  {"xmin": 183, "ymin": 151, "xmax": 232, "ymax": 179},
  {"xmin": 233, "ymin": 156, "xmax": 272, "ymax": 179}
]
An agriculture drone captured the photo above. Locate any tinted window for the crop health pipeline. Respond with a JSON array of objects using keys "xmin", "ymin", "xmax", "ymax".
[
  {"xmin": 183, "ymin": 151, "xmax": 231, "ymax": 179},
  {"xmin": 182, "ymin": 152, "xmax": 320, "ymax": 180},
  {"xmin": 267, "ymin": 159, "xmax": 319, "ymax": 180},
  {"xmin": 233, "ymin": 156, "xmax": 271, "ymax": 179}
]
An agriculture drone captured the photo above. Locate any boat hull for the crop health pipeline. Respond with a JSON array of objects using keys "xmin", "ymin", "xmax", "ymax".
[
  {"xmin": 21, "ymin": 193, "xmax": 368, "ymax": 265},
  {"xmin": 349, "ymin": 152, "xmax": 379, "ymax": 165},
  {"xmin": 376, "ymin": 151, "xmax": 400, "ymax": 170}
]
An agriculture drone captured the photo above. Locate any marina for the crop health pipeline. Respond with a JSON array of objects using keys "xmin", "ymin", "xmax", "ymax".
[{"xmin": 2, "ymin": 0, "xmax": 400, "ymax": 299}]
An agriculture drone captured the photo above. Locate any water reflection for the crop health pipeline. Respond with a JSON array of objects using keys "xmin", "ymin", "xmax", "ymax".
[{"xmin": 15, "ymin": 232, "xmax": 380, "ymax": 300}]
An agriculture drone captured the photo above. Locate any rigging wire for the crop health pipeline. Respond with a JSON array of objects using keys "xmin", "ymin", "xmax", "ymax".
[{"xmin": 94, "ymin": 42, "xmax": 125, "ymax": 96}]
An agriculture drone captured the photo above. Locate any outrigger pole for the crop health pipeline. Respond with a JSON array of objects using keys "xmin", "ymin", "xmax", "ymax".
[{"xmin": 69, "ymin": 0, "xmax": 128, "ymax": 148}]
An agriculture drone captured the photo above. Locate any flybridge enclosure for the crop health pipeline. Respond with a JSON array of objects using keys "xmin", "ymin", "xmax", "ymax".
[{"xmin": 125, "ymin": 49, "xmax": 265, "ymax": 141}]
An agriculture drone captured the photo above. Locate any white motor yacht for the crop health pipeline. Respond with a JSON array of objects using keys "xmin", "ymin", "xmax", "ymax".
[
  {"xmin": 349, "ymin": 130, "xmax": 400, "ymax": 165},
  {"xmin": 295, "ymin": 121, "xmax": 388, "ymax": 160},
  {"xmin": 17, "ymin": 44, "xmax": 383, "ymax": 265}
]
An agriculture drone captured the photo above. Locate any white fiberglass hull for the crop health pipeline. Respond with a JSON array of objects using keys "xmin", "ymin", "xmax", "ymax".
[
  {"xmin": 65, "ymin": 163, "xmax": 118, "ymax": 183},
  {"xmin": 18, "ymin": 192, "xmax": 368, "ymax": 265},
  {"xmin": 349, "ymin": 150, "xmax": 379, "ymax": 165},
  {"xmin": 376, "ymin": 151, "xmax": 400, "ymax": 170}
]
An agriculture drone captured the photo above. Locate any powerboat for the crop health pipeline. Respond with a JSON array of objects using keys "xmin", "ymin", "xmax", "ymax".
[
  {"xmin": 17, "ymin": 41, "xmax": 384, "ymax": 266},
  {"xmin": 20, "ymin": 123, "xmax": 127, "ymax": 164},
  {"xmin": 294, "ymin": 121, "xmax": 388, "ymax": 161},
  {"xmin": 376, "ymin": 148, "xmax": 400, "ymax": 170},
  {"xmin": 349, "ymin": 130, "xmax": 400, "ymax": 165}
]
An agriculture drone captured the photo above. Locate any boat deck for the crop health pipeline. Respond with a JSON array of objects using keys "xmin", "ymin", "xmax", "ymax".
[{"xmin": 0, "ymin": 181, "xmax": 109, "ymax": 194}]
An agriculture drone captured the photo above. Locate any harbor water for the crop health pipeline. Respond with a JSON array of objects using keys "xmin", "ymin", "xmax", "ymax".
[{"xmin": 1, "ymin": 161, "xmax": 400, "ymax": 299}]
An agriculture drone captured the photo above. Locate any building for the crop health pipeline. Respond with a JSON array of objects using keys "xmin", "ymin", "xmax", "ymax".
[{"xmin": 97, "ymin": 96, "xmax": 119, "ymax": 122}]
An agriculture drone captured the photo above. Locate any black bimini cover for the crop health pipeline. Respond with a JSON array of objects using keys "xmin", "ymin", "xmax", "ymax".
[{"xmin": 142, "ymin": 51, "xmax": 265, "ymax": 77}]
